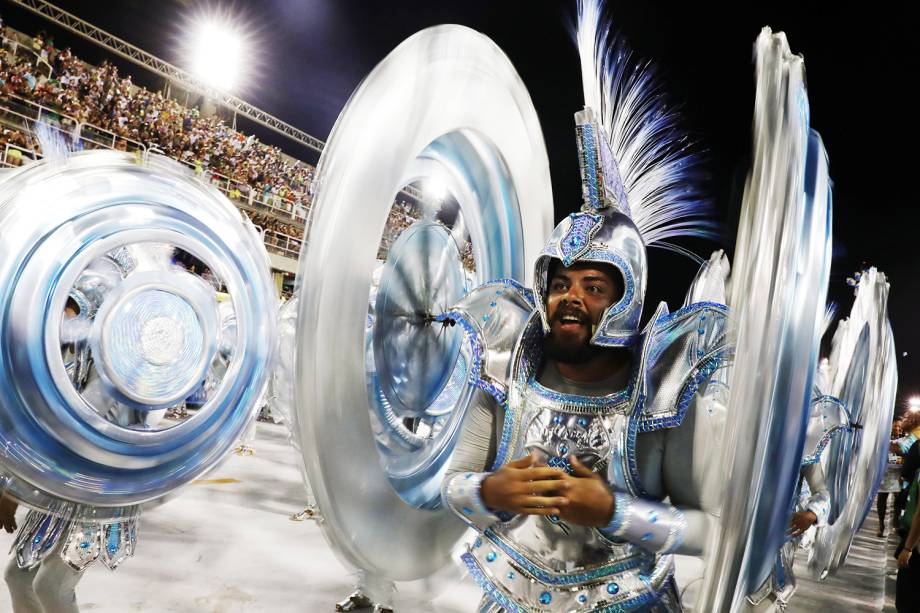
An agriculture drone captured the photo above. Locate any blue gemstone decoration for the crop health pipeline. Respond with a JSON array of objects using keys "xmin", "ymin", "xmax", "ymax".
[
  {"xmin": 559, "ymin": 444, "xmax": 569, "ymax": 455},
  {"xmin": 579, "ymin": 594, "xmax": 588, "ymax": 604},
  {"xmin": 577, "ymin": 124, "xmax": 602, "ymax": 210},
  {"xmin": 698, "ymin": 327, "xmax": 705, "ymax": 335},
  {"xmin": 559, "ymin": 213, "xmax": 603, "ymax": 266},
  {"xmin": 548, "ymin": 514, "xmax": 560, "ymax": 523},
  {"xmin": 507, "ymin": 571, "xmax": 515, "ymax": 580},
  {"xmin": 474, "ymin": 537, "xmax": 482, "ymax": 548},
  {"xmin": 107, "ymin": 544, "xmax": 117, "ymax": 554},
  {"xmin": 547, "ymin": 455, "xmax": 574, "ymax": 475},
  {"xmin": 607, "ymin": 582, "xmax": 620, "ymax": 595},
  {"xmin": 552, "ymin": 414, "xmax": 563, "ymax": 425},
  {"xmin": 490, "ymin": 301, "xmax": 497, "ymax": 308},
  {"xmin": 577, "ymin": 417, "xmax": 589, "ymax": 428},
  {"xmin": 33, "ymin": 536, "xmax": 41, "ymax": 544},
  {"xmin": 486, "ymin": 551, "xmax": 497, "ymax": 563},
  {"xmin": 641, "ymin": 532, "xmax": 653, "ymax": 542},
  {"xmin": 480, "ymin": 529, "xmax": 640, "ymax": 586},
  {"xmin": 462, "ymin": 507, "xmax": 474, "ymax": 515},
  {"xmin": 648, "ymin": 511, "xmax": 658, "ymax": 523},
  {"xmin": 79, "ymin": 541, "xmax": 89, "ymax": 549},
  {"xmin": 539, "ymin": 591, "xmax": 552, "ymax": 605},
  {"xmin": 482, "ymin": 314, "xmax": 490, "ymax": 322}
]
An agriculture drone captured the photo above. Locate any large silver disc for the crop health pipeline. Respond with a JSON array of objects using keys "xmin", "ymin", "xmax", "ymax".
[
  {"xmin": 696, "ymin": 29, "xmax": 832, "ymax": 610},
  {"xmin": 0, "ymin": 151, "xmax": 276, "ymax": 519},
  {"xmin": 827, "ymin": 271, "xmax": 896, "ymax": 572},
  {"xmin": 294, "ymin": 25, "xmax": 552, "ymax": 580}
]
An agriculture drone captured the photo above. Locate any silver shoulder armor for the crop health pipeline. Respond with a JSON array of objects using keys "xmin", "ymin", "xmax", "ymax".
[
  {"xmin": 801, "ymin": 394, "xmax": 850, "ymax": 465},
  {"xmin": 638, "ymin": 301, "xmax": 732, "ymax": 432},
  {"xmin": 438, "ymin": 279, "xmax": 535, "ymax": 404}
]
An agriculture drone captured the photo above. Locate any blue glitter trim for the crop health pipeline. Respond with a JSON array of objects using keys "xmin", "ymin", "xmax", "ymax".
[
  {"xmin": 625, "ymin": 395, "xmax": 648, "ymax": 496},
  {"xmin": 560, "ymin": 213, "xmax": 604, "ymax": 266},
  {"xmin": 435, "ymin": 311, "xmax": 507, "ymax": 405},
  {"xmin": 578, "ymin": 123, "xmax": 602, "ymax": 210},
  {"xmin": 547, "ymin": 455, "xmax": 574, "ymax": 475},
  {"xmin": 481, "ymin": 278, "xmax": 536, "ymax": 309},
  {"xmin": 637, "ymin": 349, "xmax": 732, "ymax": 433},
  {"xmin": 482, "ymin": 529, "xmax": 642, "ymax": 586},
  {"xmin": 654, "ymin": 301, "xmax": 728, "ymax": 326},
  {"xmin": 461, "ymin": 553, "xmax": 525, "ymax": 613},
  {"xmin": 801, "ymin": 422, "xmax": 851, "ymax": 465},
  {"xmin": 602, "ymin": 491, "xmax": 631, "ymax": 536},
  {"xmin": 528, "ymin": 376, "xmax": 632, "ymax": 411}
]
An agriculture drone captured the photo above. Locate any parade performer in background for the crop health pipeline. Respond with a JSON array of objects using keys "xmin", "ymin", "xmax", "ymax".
[
  {"xmin": 440, "ymin": 2, "xmax": 729, "ymax": 609},
  {"xmin": 1, "ymin": 286, "xmax": 139, "ymax": 613}
]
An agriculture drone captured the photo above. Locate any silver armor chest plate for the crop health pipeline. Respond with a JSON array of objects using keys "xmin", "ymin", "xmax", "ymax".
[{"xmin": 462, "ymin": 317, "xmax": 671, "ymax": 612}]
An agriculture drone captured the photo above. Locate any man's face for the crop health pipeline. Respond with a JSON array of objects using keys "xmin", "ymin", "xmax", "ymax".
[{"xmin": 544, "ymin": 262, "xmax": 623, "ymax": 363}]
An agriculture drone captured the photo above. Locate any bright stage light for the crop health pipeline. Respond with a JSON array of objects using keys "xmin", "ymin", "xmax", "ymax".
[
  {"xmin": 425, "ymin": 179, "xmax": 449, "ymax": 201},
  {"xmin": 187, "ymin": 17, "xmax": 247, "ymax": 92},
  {"xmin": 908, "ymin": 396, "xmax": 920, "ymax": 411}
]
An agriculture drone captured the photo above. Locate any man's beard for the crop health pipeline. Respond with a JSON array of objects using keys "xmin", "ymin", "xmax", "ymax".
[{"xmin": 543, "ymin": 325, "xmax": 602, "ymax": 364}]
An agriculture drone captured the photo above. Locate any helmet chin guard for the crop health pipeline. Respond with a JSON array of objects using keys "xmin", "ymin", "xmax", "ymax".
[{"xmin": 534, "ymin": 210, "xmax": 646, "ymax": 347}]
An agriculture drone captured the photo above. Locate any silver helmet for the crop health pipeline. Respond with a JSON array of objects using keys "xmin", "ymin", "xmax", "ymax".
[{"xmin": 534, "ymin": 1, "xmax": 713, "ymax": 346}]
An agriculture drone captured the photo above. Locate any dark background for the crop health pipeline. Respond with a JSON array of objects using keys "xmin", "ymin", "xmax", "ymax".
[{"xmin": 3, "ymin": 1, "xmax": 914, "ymax": 410}]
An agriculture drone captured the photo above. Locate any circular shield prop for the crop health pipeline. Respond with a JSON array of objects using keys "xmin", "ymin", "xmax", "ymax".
[
  {"xmin": 696, "ymin": 29, "xmax": 832, "ymax": 611},
  {"xmin": 808, "ymin": 323, "xmax": 870, "ymax": 578},
  {"xmin": 827, "ymin": 271, "xmax": 896, "ymax": 573},
  {"xmin": 294, "ymin": 25, "xmax": 552, "ymax": 580},
  {"xmin": 0, "ymin": 151, "xmax": 276, "ymax": 519}
]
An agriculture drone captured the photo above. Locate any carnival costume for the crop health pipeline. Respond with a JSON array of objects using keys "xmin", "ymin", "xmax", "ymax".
[{"xmin": 439, "ymin": 3, "xmax": 729, "ymax": 609}]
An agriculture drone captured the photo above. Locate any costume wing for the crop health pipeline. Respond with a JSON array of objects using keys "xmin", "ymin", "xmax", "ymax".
[
  {"xmin": 0, "ymin": 150, "xmax": 276, "ymax": 519},
  {"xmin": 291, "ymin": 26, "xmax": 553, "ymax": 581},
  {"xmin": 696, "ymin": 29, "xmax": 832, "ymax": 611}
]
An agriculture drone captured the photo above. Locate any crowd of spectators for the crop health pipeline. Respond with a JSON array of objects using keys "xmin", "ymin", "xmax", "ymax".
[
  {"xmin": 0, "ymin": 17, "xmax": 471, "ymax": 268},
  {"xmin": 0, "ymin": 19, "xmax": 313, "ymax": 239}
]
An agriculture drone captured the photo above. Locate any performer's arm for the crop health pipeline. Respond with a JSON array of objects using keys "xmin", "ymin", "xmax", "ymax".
[
  {"xmin": 599, "ymin": 385, "xmax": 725, "ymax": 557},
  {"xmin": 800, "ymin": 463, "xmax": 830, "ymax": 526},
  {"xmin": 441, "ymin": 393, "xmax": 501, "ymax": 529},
  {"xmin": 441, "ymin": 393, "xmax": 567, "ymax": 530}
]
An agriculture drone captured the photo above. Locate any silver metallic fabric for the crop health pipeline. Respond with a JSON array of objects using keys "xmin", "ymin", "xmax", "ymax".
[
  {"xmin": 0, "ymin": 150, "xmax": 276, "ymax": 519},
  {"xmin": 293, "ymin": 25, "xmax": 553, "ymax": 580},
  {"xmin": 696, "ymin": 29, "xmax": 832, "ymax": 611},
  {"xmin": 449, "ymin": 295, "xmax": 730, "ymax": 611},
  {"xmin": 810, "ymin": 269, "xmax": 897, "ymax": 578}
]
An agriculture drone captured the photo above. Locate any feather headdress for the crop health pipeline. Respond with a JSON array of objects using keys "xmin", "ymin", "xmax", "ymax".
[{"xmin": 575, "ymin": 0, "xmax": 714, "ymax": 251}]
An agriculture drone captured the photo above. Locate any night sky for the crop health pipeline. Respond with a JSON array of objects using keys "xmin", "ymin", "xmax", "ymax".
[{"xmin": 3, "ymin": 1, "xmax": 914, "ymax": 407}]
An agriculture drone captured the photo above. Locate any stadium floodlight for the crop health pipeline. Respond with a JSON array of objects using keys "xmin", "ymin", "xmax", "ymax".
[
  {"xmin": 187, "ymin": 17, "xmax": 247, "ymax": 92},
  {"xmin": 425, "ymin": 178, "xmax": 449, "ymax": 201}
]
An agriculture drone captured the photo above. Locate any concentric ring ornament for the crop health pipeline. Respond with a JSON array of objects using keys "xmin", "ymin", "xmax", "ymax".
[
  {"xmin": 0, "ymin": 150, "xmax": 276, "ymax": 519},
  {"xmin": 696, "ymin": 29, "xmax": 832, "ymax": 611},
  {"xmin": 294, "ymin": 25, "xmax": 552, "ymax": 580}
]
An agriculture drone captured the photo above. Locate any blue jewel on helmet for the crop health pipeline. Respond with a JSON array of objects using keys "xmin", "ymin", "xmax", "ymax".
[
  {"xmin": 559, "ymin": 212, "xmax": 603, "ymax": 266},
  {"xmin": 607, "ymin": 582, "xmax": 620, "ymax": 595},
  {"xmin": 486, "ymin": 551, "xmax": 497, "ymax": 563},
  {"xmin": 539, "ymin": 591, "xmax": 552, "ymax": 605}
]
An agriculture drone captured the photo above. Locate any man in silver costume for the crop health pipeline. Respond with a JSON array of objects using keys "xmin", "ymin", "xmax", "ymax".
[{"xmin": 437, "ymin": 4, "xmax": 729, "ymax": 609}]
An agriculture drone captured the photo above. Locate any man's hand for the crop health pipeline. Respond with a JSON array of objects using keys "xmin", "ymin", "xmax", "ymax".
[
  {"xmin": 0, "ymin": 494, "xmax": 18, "ymax": 534},
  {"xmin": 555, "ymin": 456, "xmax": 615, "ymax": 527},
  {"xmin": 788, "ymin": 511, "xmax": 818, "ymax": 537},
  {"xmin": 898, "ymin": 547, "xmax": 913, "ymax": 569},
  {"xmin": 480, "ymin": 453, "xmax": 569, "ymax": 516}
]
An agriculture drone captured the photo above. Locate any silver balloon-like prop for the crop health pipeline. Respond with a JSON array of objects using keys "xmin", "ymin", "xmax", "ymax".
[
  {"xmin": 0, "ymin": 150, "xmax": 276, "ymax": 519},
  {"xmin": 293, "ymin": 25, "xmax": 552, "ymax": 580},
  {"xmin": 696, "ymin": 28, "xmax": 832, "ymax": 611}
]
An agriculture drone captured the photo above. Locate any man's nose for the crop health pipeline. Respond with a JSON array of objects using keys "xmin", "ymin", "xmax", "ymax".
[{"xmin": 561, "ymin": 287, "xmax": 584, "ymax": 306}]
